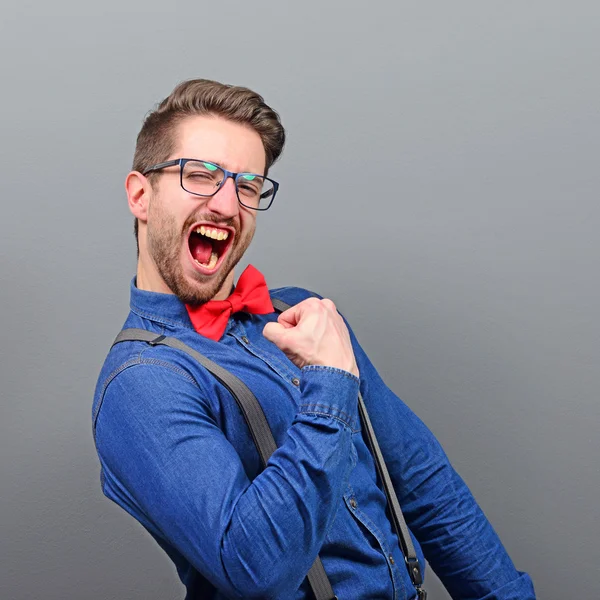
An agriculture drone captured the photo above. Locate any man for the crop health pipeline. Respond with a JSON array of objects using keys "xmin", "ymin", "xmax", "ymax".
[{"xmin": 92, "ymin": 79, "xmax": 536, "ymax": 599}]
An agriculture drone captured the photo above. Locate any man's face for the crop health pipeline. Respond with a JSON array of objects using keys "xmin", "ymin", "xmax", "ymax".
[{"xmin": 143, "ymin": 115, "xmax": 266, "ymax": 304}]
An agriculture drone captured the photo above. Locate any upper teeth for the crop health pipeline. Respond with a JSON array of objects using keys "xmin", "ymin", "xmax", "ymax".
[{"xmin": 196, "ymin": 226, "xmax": 229, "ymax": 241}]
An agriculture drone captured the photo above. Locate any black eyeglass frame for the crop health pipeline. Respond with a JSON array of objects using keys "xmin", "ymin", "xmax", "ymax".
[{"xmin": 142, "ymin": 158, "xmax": 279, "ymax": 211}]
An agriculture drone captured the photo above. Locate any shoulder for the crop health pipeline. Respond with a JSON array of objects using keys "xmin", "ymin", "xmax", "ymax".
[
  {"xmin": 269, "ymin": 286, "xmax": 350, "ymax": 321},
  {"xmin": 93, "ymin": 349, "xmax": 202, "ymax": 424},
  {"xmin": 92, "ymin": 331, "xmax": 217, "ymax": 440},
  {"xmin": 95, "ymin": 328, "xmax": 199, "ymax": 394},
  {"xmin": 269, "ymin": 286, "xmax": 325, "ymax": 306}
]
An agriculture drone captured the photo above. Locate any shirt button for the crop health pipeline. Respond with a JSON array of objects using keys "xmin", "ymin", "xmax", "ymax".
[
  {"xmin": 349, "ymin": 498, "xmax": 357, "ymax": 509},
  {"xmin": 389, "ymin": 555, "xmax": 395, "ymax": 565},
  {"xmin": 241, "ymin": 336, "xmax": 249, "ymax": 344},
  {"xmin": 291, "ymin": 377, "xmax": 300, "ymax": 387}
]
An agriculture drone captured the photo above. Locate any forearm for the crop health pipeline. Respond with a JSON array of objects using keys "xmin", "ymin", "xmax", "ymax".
[
  {"xmin": 221, "ymin": 366, "xmax": 360, "ymax": 596},
  {"xmin": 402, "ymin": 457, "xmax": 535, "ymax": 599},
  {"xmin": 347, "ymin": 327, "xmax": 536, "ymax": 599}
]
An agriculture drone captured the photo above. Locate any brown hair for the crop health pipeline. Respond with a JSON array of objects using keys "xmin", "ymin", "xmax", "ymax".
[{"xmin": 131, "ymin": 78, "xmax": 286, "ymax": 242}]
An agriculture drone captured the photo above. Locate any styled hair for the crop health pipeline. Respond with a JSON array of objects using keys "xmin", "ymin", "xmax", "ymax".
[{"xmin": 131, "ymin": 78, "xmax": 286, "ymax": 242}]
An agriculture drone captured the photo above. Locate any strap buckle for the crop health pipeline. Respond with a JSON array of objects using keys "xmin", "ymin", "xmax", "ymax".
[
  {"xmin": 405, "ymin": 556, "xmax": 424, "ymax": 586},
  {"xmin": 416, "ymin": 587, "xmax": 427, "ymax": 600},
  {"xmin": 147, "ymin": 334, "xmax": 166, "ymax": 346}
]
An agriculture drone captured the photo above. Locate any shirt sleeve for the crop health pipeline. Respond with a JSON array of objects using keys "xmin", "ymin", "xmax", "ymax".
[
  {"xmin": 346, "ymin": 324, "xmax": 537, "ymax": 600},
  {"xmin": 94, "ymin": 357, "xmax": 360, "ymax": 599}
]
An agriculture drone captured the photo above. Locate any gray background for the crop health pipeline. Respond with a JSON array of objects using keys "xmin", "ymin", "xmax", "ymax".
[{"xmin": 1, "ymin": 1, "xmax": 598, "ymax": 598}]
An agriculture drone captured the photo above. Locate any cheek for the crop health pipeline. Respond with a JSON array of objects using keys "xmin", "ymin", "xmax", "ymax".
[
  {"xmin": 152, "ymin": 199, "xmax": 188, "ymax": 233},
  {"xmin": 148, "ymin": 194, "xmax": 168, "ymax": 221},
  {"xmin": 150, "ymin": 184, "xmax": 191, "ymax": 220},
  {"xmin": 239, "ymin": 210, "xmax": 257, "ymax": 235},
  {"xmin": 148, "ymin": 199, "xmax": 182, "ymax": 241}
]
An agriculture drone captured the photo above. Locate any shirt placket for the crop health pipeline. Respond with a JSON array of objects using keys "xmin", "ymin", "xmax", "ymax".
[
  {"xmin": 344, "ymin": 485, "xmax": 408, "ymax": 600},
  {"xmin": 226, "ymin": 321, "xmax": 303, "ymax": 390}
]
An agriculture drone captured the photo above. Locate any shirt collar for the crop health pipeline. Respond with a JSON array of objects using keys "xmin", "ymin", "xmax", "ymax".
[
  {"xmin": 129, "ymin": 278, "xmax": 243, "ymax": 335},
  {"xmin": 129, "ymin": 278, "xmax": 196, "ymax": 329}
]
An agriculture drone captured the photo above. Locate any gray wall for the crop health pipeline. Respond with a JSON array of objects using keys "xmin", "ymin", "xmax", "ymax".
[{"xmin": 1, "ymin": 1, "xmax": 598, "ymax": 598}]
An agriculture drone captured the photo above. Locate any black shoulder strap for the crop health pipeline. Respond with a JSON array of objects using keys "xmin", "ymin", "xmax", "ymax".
[
  {"xmin": 359, "ymin": 391, "xmax": 425, "ymax": 593},
  {"xmin": 271, "ymin": 297, "xmax": 292, "ymax": 314},
  {"xmin": 111, "ymin": 327, "xmax": 337, "ymax": 600}
]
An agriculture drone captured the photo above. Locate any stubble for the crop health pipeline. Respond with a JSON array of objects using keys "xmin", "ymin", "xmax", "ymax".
[{"xmin": 146, "ymin": 198, "xmax": 255, "ymax": 305}]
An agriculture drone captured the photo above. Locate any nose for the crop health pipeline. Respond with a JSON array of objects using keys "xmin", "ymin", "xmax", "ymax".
[{"xmin": 205, "ymin": 176, "xmax": 239, "ymax": 219}]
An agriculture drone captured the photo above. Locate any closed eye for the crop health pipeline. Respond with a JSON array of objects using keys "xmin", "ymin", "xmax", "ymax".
[{"xmin": 187, "ymin": 171, "xmax": 215, "ymax": 180}]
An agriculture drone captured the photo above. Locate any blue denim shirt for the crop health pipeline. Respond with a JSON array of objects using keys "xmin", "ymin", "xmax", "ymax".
[{"xmin": 92, "ymin": 280, "xmax": 536, "ymax": 600}]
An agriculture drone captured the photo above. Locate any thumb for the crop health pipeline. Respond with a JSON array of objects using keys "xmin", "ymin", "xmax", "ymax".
[{"xmin": 263, "ymin": 321, "xmax": 286, "ymax": 344}]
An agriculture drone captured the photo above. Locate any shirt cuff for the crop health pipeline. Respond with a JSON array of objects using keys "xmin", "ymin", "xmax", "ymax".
[{"xmin": 297, "ymin": 365, "xmax": 360, "ymax": 431}]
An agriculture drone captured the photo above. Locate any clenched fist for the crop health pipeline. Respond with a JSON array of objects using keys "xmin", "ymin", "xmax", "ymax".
[{"xmin": 263, "ymin": 298, "xmax": 359, "ymax": 378}]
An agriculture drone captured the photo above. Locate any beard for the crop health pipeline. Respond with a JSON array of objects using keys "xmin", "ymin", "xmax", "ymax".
[{"xmin": 146, "ymin": 199, "xmax": 255, "ymax": 305}]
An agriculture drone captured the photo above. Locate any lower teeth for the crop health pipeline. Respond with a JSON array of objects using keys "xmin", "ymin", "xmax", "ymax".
[{"xmin": 195, "ymin": 251, "xmax": 218, "ymax": 269}]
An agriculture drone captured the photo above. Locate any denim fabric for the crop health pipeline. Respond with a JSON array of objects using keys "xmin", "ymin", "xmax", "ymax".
[{"xmin": 92, "ymin": 280, "xmax": 536, "ymax": 600}]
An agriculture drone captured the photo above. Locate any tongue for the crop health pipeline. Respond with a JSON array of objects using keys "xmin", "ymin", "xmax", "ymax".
[{"xmin": 189, "ymin": 234, "xmax": 213, "ymax": 264}]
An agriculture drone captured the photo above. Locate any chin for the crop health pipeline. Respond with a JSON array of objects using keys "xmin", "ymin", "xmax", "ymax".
[{"xmin": 176, "ymin": 267, "xmax": 231, "ymax": 305}]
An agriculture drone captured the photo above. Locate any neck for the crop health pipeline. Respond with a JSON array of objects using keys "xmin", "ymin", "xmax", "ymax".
[
  {"xmin": 136, "ymin": 257, "xmax": 172, "ymax": 295},
  {"xmin": 211, "ymin": 269, "xmax": 236, "ymax": 301}
]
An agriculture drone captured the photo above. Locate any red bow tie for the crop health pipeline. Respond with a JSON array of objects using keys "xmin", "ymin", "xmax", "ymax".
[{"xmin": 185, "ymin": 264, "xmax": 274, "ymax": 341}]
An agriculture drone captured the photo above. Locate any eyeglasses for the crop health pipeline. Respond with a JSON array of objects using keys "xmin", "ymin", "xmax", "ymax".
[{"xmin": 142, "ymin": 158, "xmax": 279, "ymax": 211}]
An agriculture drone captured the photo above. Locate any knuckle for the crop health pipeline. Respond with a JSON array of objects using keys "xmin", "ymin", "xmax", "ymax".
[{"xmin": 321, "ymin": 298, "xmax": 336, "ymax": 310}]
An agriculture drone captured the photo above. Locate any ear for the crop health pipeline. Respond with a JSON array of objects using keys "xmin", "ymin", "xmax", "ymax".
[{"xmin": 125, "ymin": 171, "xmax": 151, "ymax": 223}]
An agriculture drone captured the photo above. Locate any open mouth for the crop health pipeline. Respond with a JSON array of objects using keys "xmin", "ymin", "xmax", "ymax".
[{"xmin": 187, "ymin": 224, "xmax": 233, "ymax": 272}]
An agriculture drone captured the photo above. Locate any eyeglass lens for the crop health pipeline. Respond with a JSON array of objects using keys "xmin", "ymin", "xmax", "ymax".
[{"xmin": 181, "ymin": 160, "xmax": 274, "ymax": 209}]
